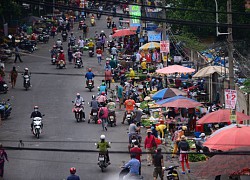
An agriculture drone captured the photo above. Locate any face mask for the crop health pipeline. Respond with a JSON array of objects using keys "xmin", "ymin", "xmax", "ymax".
[
  {"xmin": 34, "ymin": 109, "xmax": 38, "ymax": 112},
  {"xmin": 77, "ymin": 96, "xmax": 80, "ymax": 99}
]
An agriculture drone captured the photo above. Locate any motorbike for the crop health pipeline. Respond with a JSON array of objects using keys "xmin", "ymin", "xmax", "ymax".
[
  {"xmin": 91, "ymin": 18, "xmax": 95, "ymax": 26},
  {"xmin": 88, "ymin": 48, "xmax": 94, "ymax": 57},
  {"xmin": 131, "ymin": 88, "xmax": 140, "ymax": 103},
  {"xmin": 0, "ymin": 43, "xmax": 12, "ymax": 57},
  {"xmin": 78, "ymin": 21, "xmax": 84, "ymax": 30},
  {"xmin": 119, "ymin": 161, "xmax": 143, "ymax": 180},
  {"xmin": 72, "ymin": 101, "xmax": 84, "ymax": 122},
  {"xmin": 23, "ymin": 74, "xmax": 31, "ymax": 90},
  {"xmin": 107, "ymin": 21, "xmax": 111, "ymax": 29},
  {"xmin": 128, "ymin": 134, "xmax": 141, "ymax": 152},
  {"xmin": 88, "ymin": 108, "xmax": 98, "ymax": 124},
  {"xmin": 38, "ymin": 32, "xmax": 49, "ymax": 43},
  {"xmin": 32, "ymin": 116, "xmax": 44, "ymax": 139},
  {"xmin": 0, "ymin": 99, "xmax": 12, "ymax": 120},
  {"xmin": 51, "ymin": 54, "xmax": 57, "ymax": 65},
  {"xmin": 163, "ymin": 166, "xmax": 179, "ymax": 180},
  {"xmin": 95, "ymin": 142, "xmax": 111, "ymax": 172},
  {"xmin": 62, "ymin": 32, "xmax": 68, "ymax": 42},
  {"xmin": 86, "ymin": 79, "xmax": 94, "ymax": 92},
  {"xmin": 74, "ymin": 58, "xmax": 83, "ymax": 68},
  {"xmin": 57, "ymin": 60, "xmax": 66, "ymax": 69},
  {"xmin": 0, "ymin": 81, "xmax": 8, "ymax": 94},
  {"xmin": 18, "ymin": 40, "xmax": 36, "ymax": 53},
  {"xmin": 126, "ymin": 111, "xmax": 134, "ymax": 124},
  {"xmin": 107, "ymin": 111, "xmax": 116, "ymax": 127}
]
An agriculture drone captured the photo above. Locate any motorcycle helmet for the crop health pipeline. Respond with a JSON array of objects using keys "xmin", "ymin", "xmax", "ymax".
[
  {"xmin": 101, "ymin": 30, "xmax": 104, "ymax": 33},
  {"xmin": 53, "ymin": 45, "xmax": 56, "ymax": 48},
  {"xmin": 100, "ymin": 134, "xmax": 105, "ymax": 140},
  {"xmin": 70, "ymin": 167, "xmax": 76, "ymax": 174},
  {"xmin": 101, "ymin": 92, "xmax": 105, "ymax": 95},
  {"xmin": 88, "ymin": 68, "xmax": 92, "ymax": 72},
  {"xmin": 76, "ymin": 93, "xmax": 80, "ymax": 98},
  {"xmin": 34, "ymin": 106, "xmax": 39, "ymax": 109},
  {"xmin": 60, "ymin": 50, "xmax": 64, "ymax": 53},
  {"xmin": 92, "ymin": 95, "xmax": 96, "ymax": 99},
  {"xmin": 108, "ymin": 98, "xmax": 112, "ymax": 102},
  {"xmin": 97, "ymin": 119, "xmax": 102, "ymax": 124},
  {"xmin": 24, "ymin": 68, "xmax": 29, "ymax": 71}
]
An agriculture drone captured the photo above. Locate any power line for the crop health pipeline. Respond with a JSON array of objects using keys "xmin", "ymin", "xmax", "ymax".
[{"xmin": 20, "ymin": 0, "xmax": 250, "ymax": 29}]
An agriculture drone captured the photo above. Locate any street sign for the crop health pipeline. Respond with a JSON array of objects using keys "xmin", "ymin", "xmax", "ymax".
[
  {"xmin": 225, "ymin": 89, "xmax": 237, "ymax": 109},
  {"xmin": 160, "ymin": 40, "xmax": 170, "ymax": 53},
  {"xmin": 148, "ymin": 31, "xmax": 161, "ymax": 42},
  {"xmin": 129, "ymin": 5, "xmax": 141, "ymax": 27}
]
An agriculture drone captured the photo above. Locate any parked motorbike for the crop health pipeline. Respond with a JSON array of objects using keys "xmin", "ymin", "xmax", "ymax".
[
  {"xmin": 0, "ymin": 99, "xmax": 12, "ymax": 120},
  {"xmin": 0, "ymin": 43, "xmax": 12, "ymax": 57},
  {"xmin": 72, "ymin": 101, "xmax": 84, "ymax": 122},
  {"xmin": 88, "ymin": 108, "xmax": 98, "ymax": 124},
  {"xmin": 38, "ymin": 32, "xmax": 49, "ymax": 43},
  {"xmin": 86, "ymin": 79, "xmax": 94, "ymax": 92},
  {"xmin": 51, "ymin": 54, "xmax": 57, "ymax": 65},
  {"xmin": 32, "ymin": 116, "xmax": 44, "ymax": 139},
  {"xmin": 18, "ymin": 40, "xmax": 35, "ymax": 53},
  {"xmin": 163, "ymin": 166, "xmax": 179, "ymax": 180},
  {"xmin": 0, "ymin": 81, "xmax": 8, "ymax": 94},
  {"xmin": 74, "ymin": 58, "xmax": 83, "ymax": 68},
  {"xmin": 108, "ymin": 111, "xmax": 116, "ymax": 127},
  {"xmin": 23, "ymin": 74, "xmax": 31, "ymax": 90},
  {"xmin": 57, "ymin": 60, "xmax": 66, "ymax": 69},
  {"xmin": 95, "ymin": 142, "xmax": 111, "ymax": 172}
]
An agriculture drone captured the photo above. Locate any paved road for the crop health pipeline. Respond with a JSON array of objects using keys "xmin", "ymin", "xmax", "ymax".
[{"xmin": 0, "ymin": 13, "xmax": 162, "ymax": 180}]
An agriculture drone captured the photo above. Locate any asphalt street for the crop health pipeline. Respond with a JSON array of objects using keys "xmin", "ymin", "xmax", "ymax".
[{"xmin": 0, "ymin": 13, "xmax": 163, "ymax": 180}]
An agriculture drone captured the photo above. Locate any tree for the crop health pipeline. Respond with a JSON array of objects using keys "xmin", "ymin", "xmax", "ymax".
[{"xmin": 0, "ymin": 0, "xmax": 21, "ymax": 25}]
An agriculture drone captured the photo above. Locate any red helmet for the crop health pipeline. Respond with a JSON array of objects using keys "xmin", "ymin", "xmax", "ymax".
[
  {"xmin": 70, "ymin": 167, "xmax": 76, "ymax": 174},
  {"xmin": 101, "ymin": 92, "xmax": 105, "ymax": 95}
]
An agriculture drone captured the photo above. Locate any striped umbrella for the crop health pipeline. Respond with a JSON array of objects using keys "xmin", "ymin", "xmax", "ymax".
[{"xmin": 139, "ymin": 42, "xmax": 160, "ymax": 50}]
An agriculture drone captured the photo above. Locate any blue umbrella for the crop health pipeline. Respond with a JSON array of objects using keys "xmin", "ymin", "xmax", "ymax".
[
  {"xmin": 156, "ymin": 95, "xmax": 199, "ymax": 105},
  {"xmin": 152, "ymin": 88, "xmax": 186, "ymax": 101}
]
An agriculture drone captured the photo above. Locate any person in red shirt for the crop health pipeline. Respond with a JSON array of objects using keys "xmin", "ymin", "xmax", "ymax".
[
  {"xmin": 144, "ymin": 129, "xmax": 157, "ymax": 166},
  {"xmin": 57, "ymin": 50, "xmax": 65, "ymax": 62},
  {"xmin": 145, "ymin": 52, "xmax": 152, "ymax": 64},
  {"xmin": 96, "ymin": 47, "xmax": 103, "ymax": 64},
  {"xmin": 130, "ymin": 141, "xmax": 142, "ymax": 175},
  {"xmin": 104, "ymin": 68, "xmax": 112, "ymax": 89}
]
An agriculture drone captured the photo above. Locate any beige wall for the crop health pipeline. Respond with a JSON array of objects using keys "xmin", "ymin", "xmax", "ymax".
[{"xmin": 236, "ymin": 86, "xmax": 250, "ymax": 115}]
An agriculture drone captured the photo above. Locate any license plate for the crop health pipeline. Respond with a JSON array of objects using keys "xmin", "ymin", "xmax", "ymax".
[
  {"xmin": 110, "ymin": 116, "xmax": 114, "ymax": 120},
  {"xmin": 99, "ymin": 157, "xmax": 104, "ymax": 161},
  {"xmin": 127, "ymin": 114, "xmax": 131, "ymax": 117},
  {"xmin": 93, "ymin": 112, "xmax": 97, "ymax": 115}
]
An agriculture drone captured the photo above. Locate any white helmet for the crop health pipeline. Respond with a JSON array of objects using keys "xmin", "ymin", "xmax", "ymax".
[
  {"xmin": 100, "ymin": 135, "xmax": 105, "ymax": 140},
  {"xmin": 101, "ymin": 30, "xmax": 104, "ymax": 33},
  {"xmin": 76, "ymin": 93, "xmax": 80, "ymax": 96},
  {"xmin": 24, "ymin": 68, "xmax": 29, "ymax": 71}
]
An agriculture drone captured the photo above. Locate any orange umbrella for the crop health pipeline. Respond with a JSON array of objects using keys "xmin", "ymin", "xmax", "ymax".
[
  {"xmin": 156, "ymin": 65, "xmax": 195, "ymax": 74},
  {"xmin": 203, "ymin": 125, "xmax": 250, "ymax": 151},
  {"xmin": 112, "ymin": 29, "xmax": 136, "ymax": 37},
  {"xmin": 197, "ymin": 109, "xmax": 250, "ymax": 124}
]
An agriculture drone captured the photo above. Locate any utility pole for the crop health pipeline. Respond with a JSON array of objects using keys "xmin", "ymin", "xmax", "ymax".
[
  {"xmin": 162, "ymin": 0, "xmax": 167, "ymax": 67},
  {"xmin": 227, "ymin": 0, "xmax": 235, "ymax": 90}
]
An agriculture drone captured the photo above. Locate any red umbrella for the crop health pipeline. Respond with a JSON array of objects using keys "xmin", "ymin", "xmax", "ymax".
[
  {"xmin": 195, "ymin": 146, "xmax": 250, "ymax": 178},
  {"xmin": 156, "ymin": 65, "xmax": 195, "ymax": 74},
  {"xmin": 197, "ymin": 109, "xmax": 250, "ymax": 124},
  {"xmin": 161, "ymin": 99, "xmax": 202, "ymax": 108},
  {"xmin": 112, "ymin": 29, "xmax": 136, "ymax": 37},
  {"xmin": 203, "ymin": 125, "xmax": 250, "ymax": 151}
]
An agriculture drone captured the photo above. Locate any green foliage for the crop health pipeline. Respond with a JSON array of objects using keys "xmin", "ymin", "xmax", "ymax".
[
  {"xmin": 0, "ymin": 0, "xmax": 21, "ymax": 24},
  {"xmin": 242, "ymin": 78, "xmax": 250, "ymax": 93},
  {"xmin": 189, "ymin": 153, "xmax": 207, "ymax": 162}
]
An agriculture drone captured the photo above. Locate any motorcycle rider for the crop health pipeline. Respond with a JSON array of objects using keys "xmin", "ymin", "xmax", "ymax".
[
  {"xmin": 73, "ymin": 49, "xmax": 83, "ymax": 64},
  {"xmin": 61, "ymin": 30, "xmax": 68, "ymax": 41},
  {"xmin": 67, "ymin": 167, "xmax": 80, "ymax": 180},
  {"xmin": 97, "ymin": 135, "xmax": 110, "ymax": 164},
  {"xmin": 122, "ymin": 154, "xmax": 140, "ymax": 179},
  {"xmin": 122, "ymin": 96, "xmax": 136, "ymax": 124},
  {"xmin": 85, "ymin": 68, "xmax": 95, "ymax": 86},
  {"xmin": 106, "ymin": 16, "xmax": 112, "ymax": 28},
  {"xmin": 50, "ymin": 45, "xmax": 58, "ymax": 58},
  {"xmin": 74, "ymin": 93, "xmax": 85, "ymax": 121},
  {"xmin": 89, "ymin": 95, "xmax": 99, "ymax": 120},
  {"xmin": 107, "ymin": 98, "xmax": 116, "ymax": 126},
  {"xmin": 87, "ymin": 39, "xmax": 95, "ymax": 52},
  {"xmin": 57, "ymin": 50, "xmax": 66, "ymax": 67},
  {"xmin": 30, "ymin": 106, "xmax": 43, "ymax": 131},
  {"xmin": 98, "ymin": 80, "xmax": 107, "ymax": 95},
  {"xmin": 56, "ymin": 38, "xmax": 63, "ymax": 49},
  {"xmin": 68, "ymin": 32, "xmax": 76, "ymax": 46},
  {"xmin": 97, "ymin": 91, "xmax": 107, "ymax": 107},
  {"xmin": 23, "ymin": 68, "xmax": 31, "ymax": 86}
]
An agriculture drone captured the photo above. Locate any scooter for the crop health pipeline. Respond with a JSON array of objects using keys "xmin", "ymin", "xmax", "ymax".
[
  {"xmin": 126, "ymin": 111, "xmax": 134, "ymax": 124},
  {"xmin": 74, "ymin": 58, "xmax": 83, "ymax": 68},
  {"xmin": 23, "ymin": 74, "xmax": 31, "ymax": 90},
  {"xmin": 88, "ymin": 108, "xmax": 99, "ymax": 124},
  {"xmin": 51, "ymin": 54, "xmax": 57, "ymax": 65},
  {"xmin": 163, "ymin": 166, "xmax": 179, "ymax": 180},
  {"xmin": 95, "ymin": 142, "xmax": 111, "ymax": 172},
  {"xmin": 108, "ymin": 111, "xmax": 116, "ymax": 127},
  {"xmin": 57, "ymin": 60, "xmax": 66, "ymax": 69},
  {"xmin": 72, "ymin": 101, "xmax": 84, "ymax": 122},
  {"xmin": 107, "ymin": 21, "xmax": 111, "ymax": 29},
  {"xmin": 62, "ymin": 32, "xmax": 68, "ymax": 42},
  {"xmin": 0, "ymin": 81, "xmax": 8, "ymax": 94},
  {"xmin": 32, "ymin": 116, "xmax": 44, "ymax": 139},
  {"xmin": 88, "ymin": 48, "xmax": 94, "ymax": 57},
  {"xmin": 0, "ymin": 99, "xmax": 12, "ymax": 119},
  {"xmin": 86, "ymin": 79, "xmax": 94, "ymax": 92}
]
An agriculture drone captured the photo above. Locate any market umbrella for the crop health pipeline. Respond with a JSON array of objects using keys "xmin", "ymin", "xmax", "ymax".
[
  {"xmin": 156, "ymin": 95, "xmax": 202, "ymax": 108},
  {"xmin": 209, "ymin": 124, "xmax": 247, "ymax": 138},
  {"xmin": 197, "ymin": 109, "xmax": 250, "ymax": 124},
  {"xmin": 152, "ymin": 88, "xmax": 186, "ymax": 100},
  {"xmin": 112, "ymin": 29, "xmax": 136, "ymax": 37},
  {"xmin": 195, "ymin": 146, "xmax": 250, "ymax": 178},
  {"xmin": 193, "ymin": 65, "xmax": 229, "ymax": 78},
  {"xmin": 139, "ymin": 42, "xmax": 160, "ymax": 50},
  {"xmin": 23, "ymin": 16, "xmax": 43, "ymax": 23},
  {"xmin": 156, "ymin": 65, "xmax": 195, "ymax": 75},
  {"xmin": 203, "ymin": 125, "xmax": 250, "ymax": 151}
]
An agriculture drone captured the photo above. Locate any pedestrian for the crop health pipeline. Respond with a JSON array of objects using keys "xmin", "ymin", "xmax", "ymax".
[
  {"xmin": 98, "ymin": 105, "xmax": 108, "ymax": 131},
  {"xmin": 82, "ymin": 23, "xmax": 88, "ymax": 39},
  {"xmin": 178, "ymin": 135, "xmax": 190, "ymax": 174},
  {"xmin": 144, "ymin": 129, "xmax": 157, "ymax": 166},
  {"xmin": 116, "ymin": 84, "xmax": 124, "ymax": 110},
  {"xmin": 104, "ymin": 68, "xmax": 112, "ymax": 89},
  {"xmin": 130, "ymin": 141, "xmax": 142, "ymax": 175},
  {"xmin": 78, "ymin": 36, "xmax": 84, "ymax": 52},
  {"xmin": 153, "ymin": 147, "xmax": 164, "ymax": 180},
  {"xmin": 0, "ymin": 67, "xmax": 5, "ymax": 80},
  {"xmin": 9, "ymin": 66, "xmax": 18, "ymax": 88},
  {"xmin": 172, "ymin": 126, "xmax": 186, "ymax": 158},
  {"xmin": 14, "ymin": 45, "xmax": 23, "ymax": 63},
  {"xmin": 96, "ymin": 47, "xmax": 103, "ymax": 65},
  {"xmin": 0, "ymin": 143, "xmax": 8, "ymax": 179}
]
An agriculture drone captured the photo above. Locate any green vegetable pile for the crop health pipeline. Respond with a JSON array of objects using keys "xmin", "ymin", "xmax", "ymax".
[
  {"xmin": 187, "ymin": 140, "xmax": 207, "ymax": 162},
  {"xmin": 142, "ymin": 119, "xmax": 151, "ymax": 127}
]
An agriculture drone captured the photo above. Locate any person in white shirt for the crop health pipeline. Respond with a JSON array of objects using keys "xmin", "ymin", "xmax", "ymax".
[
  {"xmin": 78, "ymin": 36, "xmax": 85, "ymax": 52},
  {"xmin": 136, "ymin": 51, "xmax": 141, "ymax": 63}
]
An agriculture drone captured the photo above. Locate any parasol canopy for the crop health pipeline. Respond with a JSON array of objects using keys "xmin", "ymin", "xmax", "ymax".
[
  {"xmin": 193, "ymin": 65, "xmax": 229, "ymax": 78},
  {"xmin": 152, "ymin": 88, "xmax": 186, "ymax": 100},
  {"xmin": 156, "ymin": 95, "xmax": 202, "ymax": 108},
  {"xmin": 204, "ymin": 125, "xmax": 250, "ymax": 151},
  {"xmin": 156, "ymin": 65, "xmax": 195, "ymax": 75},
  {"xmin": 195, "ymin": 146, "xmax": 250, "ymax": 178},
  {"xmin": 139, "ymin": 42, "xmax": 160, "ymax": 50},
  {"xmin": 197, "ymin": 109, "xmax": 250, "ymax": 124},
  {"xmin": 112, "ymin": 29, "xmax": 136, "ymax": 37},
  {"xmin": 209, "ymin": 124, "xmax": 247, "ymax": 138}
]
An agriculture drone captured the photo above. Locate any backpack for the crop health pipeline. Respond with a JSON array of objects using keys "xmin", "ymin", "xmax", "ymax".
[{"xmin": 99, "ymin": 108, "xmax": 104, "ymax": 116}]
